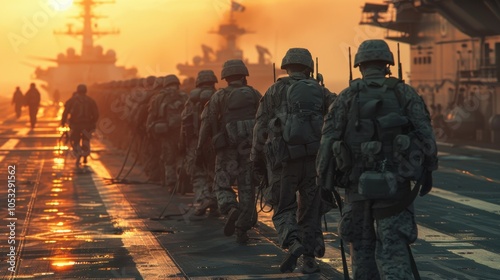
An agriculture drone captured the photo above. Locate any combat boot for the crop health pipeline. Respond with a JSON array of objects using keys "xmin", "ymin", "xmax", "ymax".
[
  {"xmin": 235, "ymin": 229, "xmax": 249, "ymax": 244},
  {"xmin": 224, "ymin": 207, "xmax": 240, "ymax": 236},
  {"xmin": 279, "ymin": 240, "xmax": 305, "ymax": 273},
  {"xmin": 208, "ymin": 206, "xmax": 221, "ymax": 218},
  {"xmin": 301, "ymin": 255, "xmax": 320, "ymax": 274},
  {"xmin": 193, "ymin": 198, "xmax": 216, "ymax": 216}
]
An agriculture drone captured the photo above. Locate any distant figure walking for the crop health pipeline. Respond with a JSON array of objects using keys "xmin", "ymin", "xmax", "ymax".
[
  {"xmin": 24, "ymin": 83, "xmax": 41, "ymax": 129},
  {"xmin": 11, "ymin": 86, "xmax": 24, "ymax": 119},
  {"xmin": 61, "ymin": 84, "xmax": 99, "ymax": 168},
  {"xmin": 53, "ymin": 89, "xmax": 61, "ymax": 106}
]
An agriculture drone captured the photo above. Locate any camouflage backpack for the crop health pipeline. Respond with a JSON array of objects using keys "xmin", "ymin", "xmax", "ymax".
[
  {"xmin": 336, "ymin": 77, "xmax": 425, "ymax": 199},
  {"xmin": 153, "ymin": 88, "xmax": 184, "ymax": 135},
  {"xmin": 181, "ymin": 87, "xmax": 215, "ymax": 140},
  {"xmin": 282, "ymin": 77, "xmax": 325, "ymax": 159},
  {"xmin": 220, "ymin": 86, "xmax": 259, "ymax": 147}
]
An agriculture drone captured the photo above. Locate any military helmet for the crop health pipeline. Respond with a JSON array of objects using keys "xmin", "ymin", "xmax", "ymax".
[
  {"xmin": 221, "ymin": 59, "xmax": 249, "ymax": 79},
  {"xmin": 163, "ymin": 74, "xmax": 180, "ymax": 87},
  {"xmin": 199, "ymin": 89, "xmax": 214, "ymax": 103},
  {"xmin": 196, "ymin": 70, "xmax": 218, "ymax": 87},
  {"xmin": 76, "ymin": 84, "xmax": 87, "ymax": 94},
  {"xmin": 354, "ymin": 39, "xmax": 394, "ymax": 67},
  {"xmin": 145, "ymin": 76, "xmax": 156, "ymax": 86},
  {"xmin": 280, "ymin": 48, "xmax": 314, "ymax": 70}
]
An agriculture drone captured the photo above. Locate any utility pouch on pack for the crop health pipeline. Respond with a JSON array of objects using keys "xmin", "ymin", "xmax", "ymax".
[
  {"xmin": 212, "ymin": 131, "xmax": 228, "ymax": 150},
  {"xmin": 285, "ymin": 141, "xmax": 319, "ymax": 160},
  {"xmin": 225, "ymin": 119, "xmax": 255, "ymax": 146},
  {"xmin": 264, "ymin": 137, "xmax": 289, "ymax": 170},
  {"xmin": 287, "ymin": 144, "xmax": 307, "ymax": 160},
  {"xmin": 332, "ymin": 141, "xmax": 353, "ymax": 172},
  {"xmin": 360, "ymin": 141, "xmax": 382, "ymax": 167},
  {"xmin": 306, "ymin": 141, "xmax": 320, "ymax": 156},
  {"xmin": 394, "ymin": 133, "xmax": 424, "ymax": 180},
  {"xmin": 377, "ymin": 112, "xmax": 409, "ymax": 129},
  {"xmin": 153, "ymin": 122, "xmax": 168, "ymax": 135},
  {"xmin": 358, "ymin": 171, "xmax": 397, "ymax": 199},
  {"xmin": 393, "ymin": 134, "xmax": 410, "ymax": 154}
]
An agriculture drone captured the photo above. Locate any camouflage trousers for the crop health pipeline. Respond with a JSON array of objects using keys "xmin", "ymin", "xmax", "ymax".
[
  {"xmin": 185, "ymin": 140, "xmax": 215, "ymax": 203},
  {"xmin": 28, "ymin": 105, "xmax": 39, "ymax": 128},
  {"xmin": 160, "ymin": 138, "xmax": 179, "ymax": 189},
  {"xmin": 271, "ymin": 156, "xmax": 324, "ymax": 258},
  {"xmin": 69, "ymin": 124, "xmax": 93, "ymax": 158},
  {"xmin": 143, "ymin": 137, "xmax": 163, "ymax": 183},
  {"xmin": 214, "ymin": 147, "xmax": 256, "ymax": 231},
  {"xmin": 339, "ymin": 200, "xmax": 418, "ymax": 280}
]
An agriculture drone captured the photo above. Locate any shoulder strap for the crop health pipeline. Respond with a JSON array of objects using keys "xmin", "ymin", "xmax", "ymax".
[
  {"xmin": 384, "ymin": 77, "xmax": 406, "ymax": 115},
  {"xmin": 158, "ymin": 93, "xmax": 169, "ymax": 118}
]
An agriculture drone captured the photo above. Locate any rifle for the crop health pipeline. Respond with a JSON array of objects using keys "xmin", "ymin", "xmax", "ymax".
[
  {"xmin": 397, "ymin": 43, "xmax": 403, "ymax": 81},
  {"xmin": 316, "ymin": 57, "xmax": 324, "ymax": 86},
  {"xmin": 348, "ymin": 47, "xmax": 353, "ymax": 83},
  {"xmin": 324, "ymin": 157, "xmax": 350, "ymax": 280},
  {"xmin": 273, "ymin": 62, "xmax": 276, "ymax": 83}
]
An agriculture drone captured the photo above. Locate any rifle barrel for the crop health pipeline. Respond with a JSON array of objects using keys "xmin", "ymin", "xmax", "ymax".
[
  {"xmin": 273, "ymin": 62, "xmax": 276, "ymax": 82},
  {"xmin": 397, "ymin": 43, "xmax": 403, "ymax": 80},
  {"xmin": 348, "ymin": 47, "xmax": 353, "ymax": 82}
]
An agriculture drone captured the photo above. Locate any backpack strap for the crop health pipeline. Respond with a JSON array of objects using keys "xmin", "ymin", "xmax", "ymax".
[
  {"xmin": 348, "ymin": 79, "xmax": 364, "ymax": 132},
  {"xmin": 217, "ymin": 87, "xmax": 237, "ymax": 132},
  {"xmin": 384, "ymin": 77, "xmax": 406, "ymax": 116},
  {"xmin": 157, "ymin": 93, "xmax": 169, "ymax": 118}
]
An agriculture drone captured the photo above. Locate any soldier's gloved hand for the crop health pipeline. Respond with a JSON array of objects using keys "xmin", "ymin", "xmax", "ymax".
[{"xmin": 419, "ymin": 170, "xmax": 433, "ymax": 196}]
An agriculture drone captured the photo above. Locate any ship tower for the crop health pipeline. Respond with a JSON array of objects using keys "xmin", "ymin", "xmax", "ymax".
[
  {"xmin": 34, "ymin": 0, "xmax": 137, "ymax": 101},
  {"xmin": 176, "ymin": 0, "xmax": 283, "ymax": 94}
]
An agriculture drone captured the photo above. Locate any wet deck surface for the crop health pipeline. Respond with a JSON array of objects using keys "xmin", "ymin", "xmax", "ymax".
[{"xmin": 0, "ymin": 104, "xmax": 499, "ymax": 279}]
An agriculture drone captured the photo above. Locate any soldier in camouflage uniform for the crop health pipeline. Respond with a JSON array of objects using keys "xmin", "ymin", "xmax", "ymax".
[
  {"xmin": 139, "ymin": 76, "xmax": 164, "ymax": 183},
  {"xmin": 196, "ymin": 59, "xmax": 261, "ymax": 244},
  {"xmin": 251, "ymin": 48, "xmax": 336, "ymax": 274},
  {"xmin": 317, "ymin": 39, "xmax": 438, "ymax": 279},
  {"xmin": 181, "ymin": 70, "xmax": 219, "ymax": 217},
  {"xmin": 146, "ymin": 75, "xmax": 185, "ymax": 192}
]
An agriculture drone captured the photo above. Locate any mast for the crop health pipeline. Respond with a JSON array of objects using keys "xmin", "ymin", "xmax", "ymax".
[
  {"xmin": 211, "ymin": 0, "xmax": 249, "ymax": 61},
  {"xmin": 54, "ymin": 0, "xmax": 119, "ymax": 58}
]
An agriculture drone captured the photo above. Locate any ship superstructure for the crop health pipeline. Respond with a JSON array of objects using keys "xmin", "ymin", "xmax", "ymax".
[
  {"xmin": 34, "ymin": 0, "xmax": 137, "ymax": 101},
  {"xmin": 176, "ymin": 1, "xmax": 283, "ymax": 94},
  {"xmin": 359, "ymin": 0, "xmax": 500, "ymax": 142}
]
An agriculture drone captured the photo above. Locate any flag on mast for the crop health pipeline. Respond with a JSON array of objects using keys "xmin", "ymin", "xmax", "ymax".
[{"xmin": 231, "ymin": 1, "xmax": 245, "ymax": 12}]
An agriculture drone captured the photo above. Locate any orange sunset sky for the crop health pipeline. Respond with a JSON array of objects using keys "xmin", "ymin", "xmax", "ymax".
[{"xmin": 1, "ymin": 0, "xmax": 409, "ymax": 100}]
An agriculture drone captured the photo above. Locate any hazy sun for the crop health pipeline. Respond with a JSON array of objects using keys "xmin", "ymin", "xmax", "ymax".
[{"xmin": 50, "ymin": 0, "xmax": 74, "ymax": 11}]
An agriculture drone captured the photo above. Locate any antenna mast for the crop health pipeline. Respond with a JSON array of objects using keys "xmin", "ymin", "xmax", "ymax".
[{"xmin": 54, "ymin": 0, "xmax": 119, "ymax": 58}]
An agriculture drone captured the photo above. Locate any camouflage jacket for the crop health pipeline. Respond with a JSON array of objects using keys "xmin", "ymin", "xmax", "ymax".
[
  {"xmin": 180, "ymin": 85, "xmax": 216, "ymax": 143},
  {"xmin": 197, "ymin": 80, "xmax": 261, "ymax": 151},
  {"xmin": 250, "ymin": 72, "xmax": 336, "ymax": 162},
  {"xmin": 61, "ymin": 93, "xmax": 99, "ymax": 127},
  {"xmin": 316, "ymin": 68, "xmax": 438, "ymax": 188},
  {"xmin": 146, "ymin": 87, "xmax": 186, "ymax": 134}
]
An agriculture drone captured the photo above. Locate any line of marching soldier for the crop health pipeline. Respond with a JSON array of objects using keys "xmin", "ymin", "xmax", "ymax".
[{"xmin": 88, "ymin": 39, "xmax": 438, "ymax": 279}]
